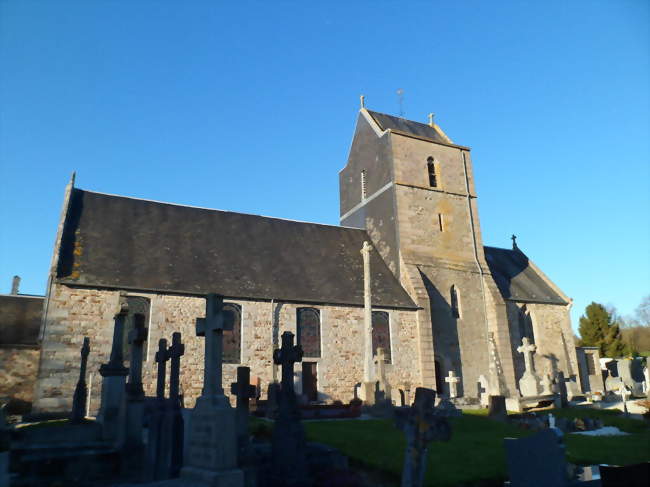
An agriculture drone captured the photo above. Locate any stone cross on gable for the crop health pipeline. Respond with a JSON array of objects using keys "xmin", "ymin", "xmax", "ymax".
[
  {"xmin": 273, "ymin": 331, "xmax": 303, "ymax": 397},
  {"xmin": 168, "ymin": 332, "xmax": 184, "ymax": 404},
  {"xmin": 196, "ymin": 293, "xmax": 233, "ymax": 397},
  {"xmin": 517, "ymin": 337, "xmax": 537, "ymax": 374},
  {"xmin": 155, "ymin": 338, "xmax": 169, "ymax": 400},
  {"xmin": 445, "ymin": 370, "xmax": 460, "ymax": 398},
  {"xmin": 511, "ymin": 234, "xmax": 518, "ymax": 249},
  {"xmin": 126, "ymin": 314, "xmax": 148, "ymax": 399},
  {"xmin": 71, "ymin": 337, "xmax": 91, "ymax": 422}
]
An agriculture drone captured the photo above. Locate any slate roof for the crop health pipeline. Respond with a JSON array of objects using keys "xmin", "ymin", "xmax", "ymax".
[
  {"xmin": 56, "ymin": 189, "xmax": 417, "ymax": 309},
  {"xmin": 484, "ymin": 246, "xmax": 567, "ymax": 305},
  {"xmin": 367, "ymin": 110, "xmax": 449, "ymax": 144},
  {"xmin": 0, "ymin": 294, "xmax": 44, "ymax": 346}
]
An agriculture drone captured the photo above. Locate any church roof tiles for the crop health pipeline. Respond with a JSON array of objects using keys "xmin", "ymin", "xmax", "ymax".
[
  {"xmin": 484, "ymin": 246, "xmax": 568, "ymax": 305},
  {"xmin": 55, "ymin": 189, "xmax": 418, "ymax": 309}
]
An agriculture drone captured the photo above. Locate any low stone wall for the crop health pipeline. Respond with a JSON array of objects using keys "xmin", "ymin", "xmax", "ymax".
[{"xmin": 0, "ymin": 346, "xmax": 40, "ymax": 411}]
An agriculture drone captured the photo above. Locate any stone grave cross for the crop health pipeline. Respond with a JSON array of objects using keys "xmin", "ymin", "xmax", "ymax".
[
  {"xmin": 126, "ymin": 314, "xmax": 147, "ymax": 399},
  {"xmin": 230, "ymin": 366, "xmax": 257, "ymax": 456},
  {"xmin": 196, "ymin": 293, "xmax": 233, "ymax": 397},
  {"xmin": 375, "ymin": 347, "xmax": 388, "ymax": 384},
  {"xmin": 155, "ymin": 338, "xmax": 169, "ymax": 400},
  {"xmin": 273, "ymin": 331, "xmax": 303, "ymax": 398},
  {"xmin": 168, "ymin": 332, "xmax": 184, "ymax": 405},
  {"xmin": 517, "ymin": 337, "xmax": 536, "ymax": 373},
  {"xmin": 619, "ymin": 384, "xmax": 631, "ymax": 416},
  {"xmin": 71, "ymin": 337, "xmax": 90, "ymax": 422},
  {"xmin": 394, "ymin": 387, "xmax": 451, "ymax": 487},
  {"xmin": 445, "ymin": 370, "xmax": 460, "ymax": 398}
]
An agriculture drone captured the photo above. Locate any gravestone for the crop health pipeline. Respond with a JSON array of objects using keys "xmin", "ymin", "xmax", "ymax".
[
  {"xmin": 165, "ymin": 331, "xmax": 185, "ymax": 477},
  {"xmin": 504, "ymin": 429, "xmax": 568, "ymax": 487},
  {"xmin": 181, "ymin": 294, "xmax": 243, "ymax": 486},
  {"xmin": 97, "ymin": 300, "xmax": 130, "ymax": 444},
  {"xmin": 123, "ymin": 314, "xmax": 147, "ymax": 474},
  {"xmin": 271, "ymin": 331, "xmax": 309, "ymax": 487},
  {"xmin": 70, "ymin": 337, "xmax": 90, "ymax": 423},
  {"xmin": 644, "ymin": 365, "xmax": 650, "ymax": 398},
  {"xmin": 477, "ymin": 375, "xmax": 489, "ymax": 407},
  {"xmin": 374, "ymin": 347, "xmax": 392, "ymax": 404},
  {"xmin": 146, "ymin": 338, "xmax": 170, "ymax": 481},
  {"xmin": 540, "ymin": 374, "xmax": 553, "ymax": 395},
  {"xmin": 516, "ymin": 337, "xmax": 542, "ymax": 397},
  {"xmin": 617, "ymin": 359, "xmax": 644, "ymax": 396},
  {"xmin": 487, "ymin": 395, "xmax": 507, "ymax": 422},
  {"xmin": 230, "ymin": 366, "xmax": 256, "ymax": 459},
  {"xmin": 619, "ymin": 384, "xmax": 631, "ymax": 417},
  {"xmin": 394, "ymin": 388, "xmax": 452, "ymax": 487},
  {"xmin": 444, "ymin": 371, "xmax": 460, "ymax": 398}
]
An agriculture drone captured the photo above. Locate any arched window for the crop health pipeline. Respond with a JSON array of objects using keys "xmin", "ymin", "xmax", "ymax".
[
  {"xmin": 518, "ymin": 305, "xmax": 535, "ymax": 344},
  {"xmin": 297, "ymin": 307, "xmax": 321, "ymax": 358},
  {"xmin": 123, "ymin": 296, "xmax": 150, "ymax": 362},
  {"xmin": 372, "ymin": 310, "xmax": 391, "ymax": 363},
  {"xmin": 450, "ymin": 285, "xmax": 461, "ymax": 319},
  {"xmin": 427, "ymin": 157, "xmax": 437, "ymax": 188},
  {"xmin": 223, "ymin": 302, "xmax": 242, "ymax": 364}
]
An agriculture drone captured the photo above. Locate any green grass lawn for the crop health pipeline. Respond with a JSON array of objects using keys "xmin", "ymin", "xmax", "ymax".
[{"xmin": 253, "ymin": 408, "xmax": 650, "ymax": 487}]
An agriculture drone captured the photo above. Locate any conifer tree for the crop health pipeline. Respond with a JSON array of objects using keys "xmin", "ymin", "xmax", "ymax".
[{"xmin": 578, "ymin": 302, "xmax": 629, "ymax": 357}]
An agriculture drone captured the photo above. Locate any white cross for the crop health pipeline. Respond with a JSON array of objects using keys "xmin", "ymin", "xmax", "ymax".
[
  {"xmin": 374, "ymin": 347, "xmax": 388, "ymax": 383},
  {"xmin": 517, "ymin": 337, "xmax": 537, "ymax": 373},
  {"xmin": 196, "ymin": 293, "xmax": 232, "ymax": 397},
  {"xmin": 445, "ymin": 370, "xmax": 460, "ymax": 398}
]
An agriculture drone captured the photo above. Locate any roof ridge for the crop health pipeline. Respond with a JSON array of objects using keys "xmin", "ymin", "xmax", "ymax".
[{"xmin": 77, "ymin": 188, "xmax": 366, "ymax": 232}]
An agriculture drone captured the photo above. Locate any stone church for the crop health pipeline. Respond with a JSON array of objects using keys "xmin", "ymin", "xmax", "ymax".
[{"xmin": 31, "ymin": 108, "xmax": 580, "ymax": 413}]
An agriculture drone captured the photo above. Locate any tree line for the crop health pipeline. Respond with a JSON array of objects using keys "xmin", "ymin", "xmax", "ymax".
[{"xmin": 578, "ymin": 295, "xmax": 650, "ymax": 358}]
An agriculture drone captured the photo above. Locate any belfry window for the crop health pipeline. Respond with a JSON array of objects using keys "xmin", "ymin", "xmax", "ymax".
[
  {"xmin": 427, "ymin": 157, "xmax": 437, "ymax": 187},
  {"xmin": 223, "ymin": 302, "xmax": 242, "ymax": 363},
  {"xmin": 450, "ymin": 285, "xmax": 461, "ymax": 318},
  {"xmin": 361, "ymin": 169, "xmax": 367, "ymax": 200},
  {"xmin": 297, "ymin": 307, "xmax": 321, "ymax": 357},
  {"xmin": 371, "ymin": 310, "xmax": 392, "ymax": 363}
]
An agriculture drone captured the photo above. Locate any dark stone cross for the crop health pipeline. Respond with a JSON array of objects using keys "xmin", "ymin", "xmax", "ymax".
[
  {"xmin": 196, "ymin": 293, "xmax": 233, "ymax": 397},
  {"xmin": 168, "ymin": 332, "xmax": 184, "ymax": 405},
  {"xmin": 271, "ymin": 331, "xmax": 309, "ymax": 487},
  {"xmin": 230, "ymin": 366, "xmax": 257, "ymax": 458},
  {"xmin": 511, "ymin": 234, "xmax": 518, "ymax": 250},
  {"xmin": 395, "ymin": 387, "xmax": 452, "ymax": 487},
  {"xmin": 71, "ymin": 337, "xmax": 90, "ymax": 423},
  {"xmin": 273, "ymin": 331, "xmax": 303, "ymax": 400},
  {"xmin": 100, "ymin": 300, "xmax": 129, "ymax": 376},
  {"xmin": 155, "ymin": 338, "xmax": 169, "ymax": 400},
  {"xmin": 126, "ymin": 314, "xmax": 147, "ymax": 400},
  {"xmin": 166, "ymin": 332, "xmax": 185, "ymax": 478}
]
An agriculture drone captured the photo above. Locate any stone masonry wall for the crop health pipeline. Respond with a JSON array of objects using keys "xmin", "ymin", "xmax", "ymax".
[
  {"xmin": 0, "ymin": 347, "xmax": 40, "ymax": 409},
  {"xmin": 33, "ymin": 283, "xmax": 421, "ymax": 413},
  {"xmin": 507, "ymin": 301, "xmax": 581, "ymax": 393}
]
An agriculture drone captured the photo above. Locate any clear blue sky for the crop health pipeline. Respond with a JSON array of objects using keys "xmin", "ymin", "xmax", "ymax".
[{"xmin": 1, "ymin": 1, "xmax": 648, "ymax": 331}]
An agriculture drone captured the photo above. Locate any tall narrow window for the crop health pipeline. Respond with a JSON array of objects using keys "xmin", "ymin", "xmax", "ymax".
[
  {"xmin": 297, "ymin": 307, "xmax": 321, "ymax": 358},
  {"xmin": 123, "ymin": 296, "xmax": 150, "ymax": 362},
  {"xmin": 371, "ymin": 310, "xmax": 391, "ymax": 363},
  {"xmin": 427, "ymin": 157, "xmax": 437, "ymax": 187},
  {"xmin": 518, "ymin": 305, "xmax": 535, "ymax": 344},
  {"xmin": 438, "ymin": 213, "xmax": 445, "ymax": 232},
  {"xmin": 223, "ymin": 302, "xmax": 242, "ymax": 363},
  {"xmin": 450, "ymin": 285, "xmax": 461, "ymax": 318},
  {"xmin": 361, "ymin": 169, "xmax": 367, "ymax": 200}
]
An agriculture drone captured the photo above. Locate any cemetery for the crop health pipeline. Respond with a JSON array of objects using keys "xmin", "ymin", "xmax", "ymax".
[{"xmin": 0, "ymin": 290, "xmax": 649, "ymax": 487}]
